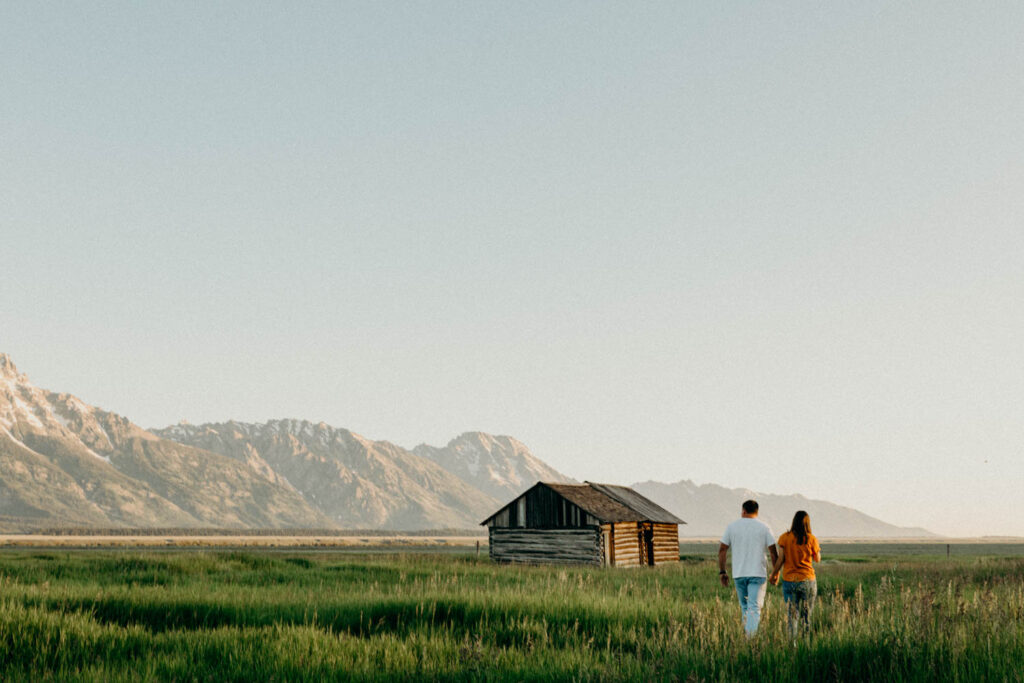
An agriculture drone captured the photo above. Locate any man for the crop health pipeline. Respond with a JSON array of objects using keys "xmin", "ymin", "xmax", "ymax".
[{"xmin": 718, "ymin": 499, "xmax": 778, "ymax": 637}]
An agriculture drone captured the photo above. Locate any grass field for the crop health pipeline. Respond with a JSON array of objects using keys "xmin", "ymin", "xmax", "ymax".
[{"xmin": 0, "ymin": 547, "xmax": 1022, "ymax": 681}]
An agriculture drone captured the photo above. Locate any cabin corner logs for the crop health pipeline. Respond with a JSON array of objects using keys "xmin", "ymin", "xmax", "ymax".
[{"xmin": 482, "ymin": 482, "xmax": 684, "ymax": 567}]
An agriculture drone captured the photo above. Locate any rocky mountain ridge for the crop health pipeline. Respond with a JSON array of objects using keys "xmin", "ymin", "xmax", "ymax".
[
  {"xmin": 0, "ymin": 353, "xmax": 573, "ymax": 531},
  {"xmin": 152, "ymin": 419, "xmax": 511, "ymax": 529},
  {"xmin": 413, "ymin": 432, "xmax": 575, "ymax": 502},
  {"xmin": 0, "ymin": 354, "xmax": 330, "ymax": 530}
]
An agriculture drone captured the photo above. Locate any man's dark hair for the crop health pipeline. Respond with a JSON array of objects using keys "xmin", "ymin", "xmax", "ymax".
[{"xmin": 742, "ymin": 500, "xmax": 759, "ymax": 514}]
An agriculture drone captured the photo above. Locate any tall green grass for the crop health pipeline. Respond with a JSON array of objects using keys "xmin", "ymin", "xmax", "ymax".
[{"xmin": 0, "ymin": 551, "xmax": 1021, "ymax": 681}]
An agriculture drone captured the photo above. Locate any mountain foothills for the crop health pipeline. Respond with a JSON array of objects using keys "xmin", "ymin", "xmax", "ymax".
[{"xmin": 0, "ymin": 354, "xmax": 933, "ymax": 536}]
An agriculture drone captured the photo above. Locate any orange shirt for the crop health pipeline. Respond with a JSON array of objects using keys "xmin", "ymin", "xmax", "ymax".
[{"xmin": 777, "ymin": 531, "xmax": 820, "ymax": 581}]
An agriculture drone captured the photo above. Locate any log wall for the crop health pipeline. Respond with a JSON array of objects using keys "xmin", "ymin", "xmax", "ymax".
[
  {"xmin": 604, "ymin": 522, "xmax": 679, "ymax": 567},
  {"xmin": 610, "ymin": 522, "xmax": 642, "ymax": 567},
  {"xmin": 650, "ymin": 522, "xmax": 679, "ymax": 565},
  {"xmin": 489, "ymin": 527, "xmax": 603, "ymax": 566}
]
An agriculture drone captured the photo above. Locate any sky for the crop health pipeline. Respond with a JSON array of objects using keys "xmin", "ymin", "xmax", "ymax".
[{"xmin": 2, "ymin": 2, "xmax": 1022, "ymax": 537}]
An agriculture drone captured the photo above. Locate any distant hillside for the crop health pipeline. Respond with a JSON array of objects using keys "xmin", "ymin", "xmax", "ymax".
[{"xmin": 632, "ymin": 479, "xmax": 936, "ymax": 538}]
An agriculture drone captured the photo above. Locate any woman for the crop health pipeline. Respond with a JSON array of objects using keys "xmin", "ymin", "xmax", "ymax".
[{"xmin": 769, "ymin": 510, "xmax": 821, "ymax": 638}]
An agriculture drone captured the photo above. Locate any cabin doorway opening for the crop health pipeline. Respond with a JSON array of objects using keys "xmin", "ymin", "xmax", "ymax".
[{"xmin": 642, "ymin": 523, "xmax": 655, "ymax": 566}]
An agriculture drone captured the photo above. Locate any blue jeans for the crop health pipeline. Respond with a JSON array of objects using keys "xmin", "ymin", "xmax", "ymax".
[
  {"xmin": 782, "ymin": 579, "xmax": 817, "ymax": 637},
  {"xmin": 733, "ymin": 576, "xmax": 767, "ymax": 636}
]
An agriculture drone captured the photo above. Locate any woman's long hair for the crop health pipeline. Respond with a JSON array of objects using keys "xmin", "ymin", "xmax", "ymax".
[{"xmin": 790, "ymin": 510, "xmax": 812, "ymax": 545}]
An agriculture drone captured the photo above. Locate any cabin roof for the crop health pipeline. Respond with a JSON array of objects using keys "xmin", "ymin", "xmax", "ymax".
[
  {"xmin": 481, "ymin": 481, "xmax": 686, "ymax": 526},
  {"xmin": 585, "ymin": 482, "xmax": 687, "ymax": 525}
]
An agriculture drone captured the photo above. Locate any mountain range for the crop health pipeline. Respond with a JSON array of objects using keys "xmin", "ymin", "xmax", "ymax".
[
  {"xmin": 631, "ymin": 480, "xmax": 935, "ymax": 538},
  {"xmin": 0, "ymin": 354, "xmax": 934, "ymax": 536}
]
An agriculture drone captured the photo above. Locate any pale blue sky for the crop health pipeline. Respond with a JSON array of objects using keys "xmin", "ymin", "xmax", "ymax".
[{"xmin": 3, "ymin": 3, "xmax": 1022, "ymax": 536}]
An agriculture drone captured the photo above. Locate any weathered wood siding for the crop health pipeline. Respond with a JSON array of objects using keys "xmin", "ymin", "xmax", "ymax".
[
  {"xmin": 489, "ymin": 508, "xmax": 511, "ymax": 527},
  {"xmin": 610, "ymin": 522, "xmax": 642, "ymax": 567},
  {"xmin": 650, "ymin": 522, "xmax": 679, "ymax": 564},
  {"xmin": 489, "ymin": 527, "xmax": 603, "ymax": 566},
  {"xmin": 486, "ymin": 485, "xmax": 600, "ymax": 529},
  {"xmin": 523, "ymin": 485, "xmax": 601, "ymax": 527}
]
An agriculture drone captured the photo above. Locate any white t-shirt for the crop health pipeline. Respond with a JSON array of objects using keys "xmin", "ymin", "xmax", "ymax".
[{"xmin": 720, "ymin": 518, "xmax": 775, "ymax": 578}]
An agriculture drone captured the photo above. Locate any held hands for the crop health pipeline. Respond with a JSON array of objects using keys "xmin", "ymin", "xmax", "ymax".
[{"xmin": 769, "ymin": 571, "xmax": 780, "ymax": 586}]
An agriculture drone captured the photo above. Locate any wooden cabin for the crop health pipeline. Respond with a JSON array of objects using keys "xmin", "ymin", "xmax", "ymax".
[{"xmin": 481, "ymin": 482, "xmax": 685, "ymax": 567}]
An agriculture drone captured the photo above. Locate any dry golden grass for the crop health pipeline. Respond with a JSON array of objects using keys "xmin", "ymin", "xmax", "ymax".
[{"xmin": 0, "ymin": 534, "xmax": 483, "ymax": 549}]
